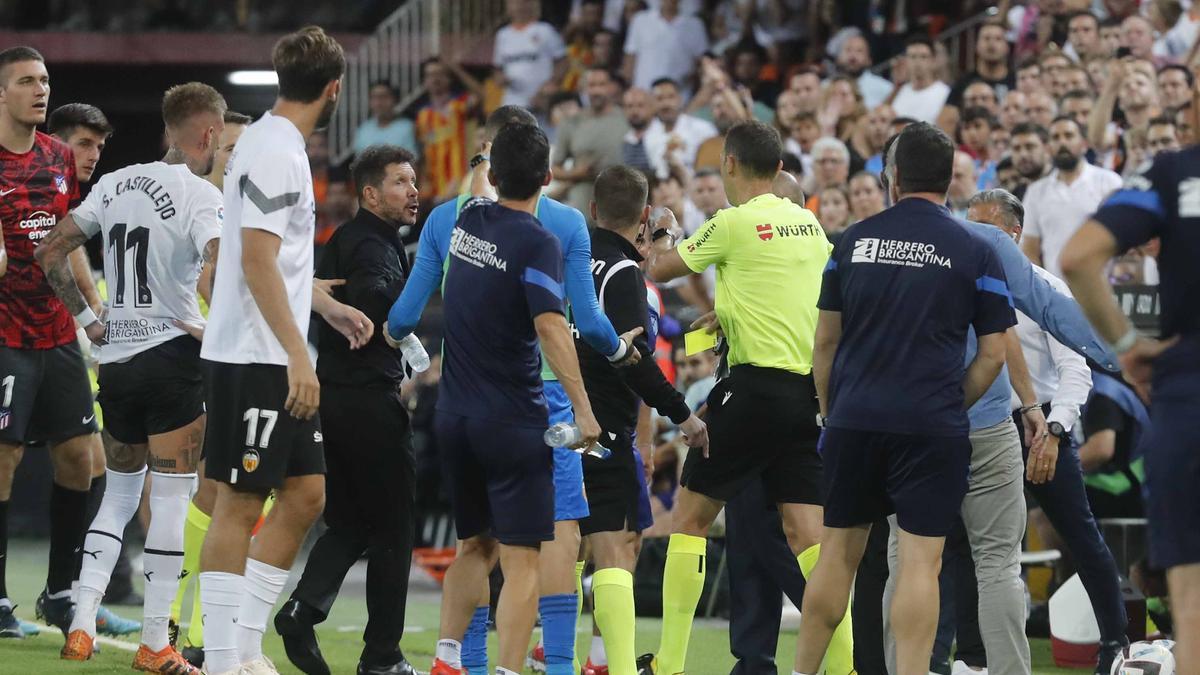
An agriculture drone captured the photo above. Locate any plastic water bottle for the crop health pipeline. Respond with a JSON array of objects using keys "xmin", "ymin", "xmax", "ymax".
[
  {"xmin": 544, "ymin": 422, "xmax": 612, "ymax": 459},
  {"xmin": 397, "ymin": 333, "xmax": 431, "ymax": 372}
]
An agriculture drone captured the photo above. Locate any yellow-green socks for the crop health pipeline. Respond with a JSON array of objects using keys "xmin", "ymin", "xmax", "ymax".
[
  {"xmin": 593, "ymin": 568, "xmax": 636, "ymax": 675},
  {"xmin": 657, "ymin": 533, "xmax": 707, "ymax": 675},
  {"xmin": 181, "ymin": 502, "xmax": 210, "ymax": 647},
  {"xmin": 797, "ymin": 544, "xmax": 854, "ymax": 675},
  {"xmin": 575, "ymin": 560, "xmax": 586, "ymax": 675},
  {"xmin": 172, "ymin": 501, "xmax": 209, "ymax": 623}
]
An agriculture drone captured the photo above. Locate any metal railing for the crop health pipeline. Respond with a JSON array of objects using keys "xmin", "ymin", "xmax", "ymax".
[
  {"xmin": 328, "ymin": 0, "xmax": 506, "ymax": 165},
  {"xmin": 870, "ymin": 6, "xmax": 1001, "ymax": 81}
]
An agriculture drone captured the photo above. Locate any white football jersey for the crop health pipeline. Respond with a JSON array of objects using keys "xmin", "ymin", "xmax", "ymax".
[
  {"xmin": 201, "ymin": 112, "xmax": 315, "ymax": 367},
  {"xmin": 72, "ymin": 161, "xmax": 221, "ymax": 364}
]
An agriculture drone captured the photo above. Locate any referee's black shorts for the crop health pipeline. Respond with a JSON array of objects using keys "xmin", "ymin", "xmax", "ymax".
[
  {"xmin": 681, "ymin": 365, "xmax": 822, "ymax": 505},
  {"xmin": 580, "ymin": 428, "xmax": 642, "ymax": 536}
]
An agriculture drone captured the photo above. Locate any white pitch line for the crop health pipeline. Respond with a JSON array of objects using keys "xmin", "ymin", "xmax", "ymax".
[{"xmin": 29, "ymin": 622, "xmax": 139, "ymax": 652}]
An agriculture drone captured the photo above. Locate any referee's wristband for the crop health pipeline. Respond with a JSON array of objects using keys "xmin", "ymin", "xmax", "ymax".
[
  {"xmin": 606, "ymin": 338, "xmax": 630, "ymax": 363},
  {"xmin": 1112, "ymin": 326, "xmax": 1139, "ymax": 355},
  {"xmin": 75, "ymin": 306, "xmax": 99, "ymax": 327}
]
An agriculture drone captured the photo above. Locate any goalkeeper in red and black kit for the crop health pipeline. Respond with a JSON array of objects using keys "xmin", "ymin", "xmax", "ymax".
[{"xmin": 573, "ymin": 166, "xmax": 708, "ymax": 675}]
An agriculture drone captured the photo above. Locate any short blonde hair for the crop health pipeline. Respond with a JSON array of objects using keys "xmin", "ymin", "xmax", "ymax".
[{"xmin": 162, "ymin": 82, "xmax": 226, "ymax": 130}]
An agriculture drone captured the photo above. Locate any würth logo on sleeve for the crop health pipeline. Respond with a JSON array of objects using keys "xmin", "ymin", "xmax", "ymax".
[{"xmin": 756, "ymin": 224, "xmax": 773, "ymax": 241}]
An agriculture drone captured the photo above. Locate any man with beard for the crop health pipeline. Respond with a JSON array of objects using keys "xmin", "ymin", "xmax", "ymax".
[
  {"xmin": 197, "ymin": 28, "xmax": 374, "ymax": 675},
  {"xmin": 273, "ymin": 145, "xmax": 424, "ymax": 675},
  {"xmin": 1022, "ymin": 116, "xmax": 1121, "ymax": 278},
  {"xmin": 831, "ymin": 31, "xmax": 893, "ymax": 109},
  {"xmin": 1008, "ymin": 122, "xmax": 1050, "ymax": 198}
]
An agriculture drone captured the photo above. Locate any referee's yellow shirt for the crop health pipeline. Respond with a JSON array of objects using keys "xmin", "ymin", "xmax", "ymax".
[{"xmin": 678, "ymin": 193, "xmax": 830, "ymax": 375}]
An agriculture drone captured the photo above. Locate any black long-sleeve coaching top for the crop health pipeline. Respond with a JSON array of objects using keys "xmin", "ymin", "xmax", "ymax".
[
  {"xmin": 576, "ymin": 228, "xmax": 691, "ymax": 441},
  {"xmin": 316, "ymin": 207, "xmax": 411, "ymax": 389}
]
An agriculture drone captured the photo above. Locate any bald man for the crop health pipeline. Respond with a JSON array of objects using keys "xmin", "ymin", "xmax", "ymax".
[{"xmin": 772, "ymin": 171, "xmax": 806, "ymax": 206}]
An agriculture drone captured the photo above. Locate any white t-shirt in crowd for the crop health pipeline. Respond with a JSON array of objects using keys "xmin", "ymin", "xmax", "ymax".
[
  {"xmin": 202, "ymin": 112, "xmax": 316, "ymax": 367},
  {"xmin": 624, "ymin": 10, "xmax": 709, "ymax": 91},
  {"xmin": 494, "ymin": 21, "xmax": 566, "ymax": 107},
  {"xmin": 1023, "ymin": 161, "xmax": 1122, "ymax": 278},
  {"xmin": 72, "ymin": 161, "xmax": 221, "ymax": 364},
  {"xmin": 890, "ymin": 80, "xmax": 951, "ymax": 124},
  {"xmin": 571, "ymin": 0, "xmax": 702, "ymax": 30}
]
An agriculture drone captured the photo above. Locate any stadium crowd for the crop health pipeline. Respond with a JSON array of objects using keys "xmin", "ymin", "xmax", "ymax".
[{"xmin": 1, "ymin": 0, "xmax": 1198, "ymax": 674}]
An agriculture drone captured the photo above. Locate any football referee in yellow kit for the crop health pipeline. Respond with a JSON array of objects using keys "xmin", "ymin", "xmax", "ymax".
[{"xmin": 640, "ymin": 119, "xmax": 854, "ymax": 675}]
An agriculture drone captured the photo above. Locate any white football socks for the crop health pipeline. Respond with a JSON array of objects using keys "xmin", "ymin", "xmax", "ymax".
[
  {"xmin": 200, "ymin": 572, "xmax": 244, "ymax": 673},
  {"xmin": 70, "ymin": 468, "xmax": 146, "ymax": 638},
  {"xmin": 437, "ymin": 639, "xmax": 463, "ymax": 668},
  {"xmin": 235, "ymin": 558, "xmax": 288, "ymax": 664},
  {"xmin": 141, "ymin": 472, "xmax": 193, "ymax": 650}
]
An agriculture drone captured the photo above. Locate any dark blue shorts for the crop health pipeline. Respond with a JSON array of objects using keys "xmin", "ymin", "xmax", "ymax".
[
  {"xmin": 821, "ymin": 427, "xmax": 971, "ymax": 537},
  {"xmin": 1143, "ymin": 376, "xmax": 1200, "ymax": 569},
  {"xmin": 434, "ymin": 411, "xmax": 555, "ymax": 547}
]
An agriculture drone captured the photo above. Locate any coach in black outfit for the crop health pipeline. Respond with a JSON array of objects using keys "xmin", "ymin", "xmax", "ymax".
[{"xmin": 274, "ymin": 145, "xmax": 422, "ymax": 675}]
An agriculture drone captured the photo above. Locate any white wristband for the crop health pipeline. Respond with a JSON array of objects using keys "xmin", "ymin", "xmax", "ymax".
[
  {"xmin": 75, "ymin": 306, "xmax": 99, "ymax": 327},
  {"xmin": 1112, "ymin": 327, "xmax": 1139, "ymax": 354},
  {"xmin": 606, "ymin": 338, "xmax": 629, "ymax": 363}
]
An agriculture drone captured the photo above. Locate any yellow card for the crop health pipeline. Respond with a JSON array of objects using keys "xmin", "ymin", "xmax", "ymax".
[{"xmin": 684, "ymin": 328, "xmax": 718, "ymax": 355}]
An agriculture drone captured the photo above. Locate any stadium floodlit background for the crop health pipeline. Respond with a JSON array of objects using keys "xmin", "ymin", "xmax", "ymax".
[{"xmin": 2, "ymin": 0, "xmax": 1184, "ymax": 672}]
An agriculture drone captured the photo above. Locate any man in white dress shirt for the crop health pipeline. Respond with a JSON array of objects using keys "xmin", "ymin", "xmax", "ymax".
[
  {"xmin": 966, "ymin": 189, "xmax": 1131, "ymax": 672},
  {"xmin": 1020, "ymin": 116, "xmax": 1122, "ymax": 277}
]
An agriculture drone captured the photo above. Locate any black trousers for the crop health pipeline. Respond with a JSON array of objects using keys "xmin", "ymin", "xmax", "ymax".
[
  {"xmin": 725, "ymin": 478, "xmax": 808, "ymax": 675},
  {"xmin": 725, "ymin": 477, "xmax": 891, "ymax": 675},
  {"xmin": 291, "ymin": 385, "xmax": 416, "ymax": 666}
]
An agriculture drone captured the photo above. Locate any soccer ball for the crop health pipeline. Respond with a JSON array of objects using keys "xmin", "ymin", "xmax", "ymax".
[{"xmin": 1110, "ymin": 640, "xmax": 1176, "ymax": 675}]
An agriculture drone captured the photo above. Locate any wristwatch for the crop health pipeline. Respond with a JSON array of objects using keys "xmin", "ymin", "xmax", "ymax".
[
  {"xmin": 469, "ymin": 153, "xmax": 489, "ymax": 169},
  {"xmin": 1047, "ymin": 421, "xmax": 1066, "ymax": 438},
  {"xmin": 651, "ymin": 228, "xmax": 676, "ymax": 247}
]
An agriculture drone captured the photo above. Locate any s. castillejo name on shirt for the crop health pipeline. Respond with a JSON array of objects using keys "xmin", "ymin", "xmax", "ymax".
[
  {"xmin": 449, "ymin": 226, "xmax": 509, "ymax": 271},
  {"xmin": 851, "ymin": 237, "xmax": 952, "ymax": 268}
]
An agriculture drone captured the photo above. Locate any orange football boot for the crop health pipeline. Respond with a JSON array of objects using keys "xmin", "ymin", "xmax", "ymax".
[{"xmin": 60, "ymin": 629, "xmax": 94, "ymax": 660}]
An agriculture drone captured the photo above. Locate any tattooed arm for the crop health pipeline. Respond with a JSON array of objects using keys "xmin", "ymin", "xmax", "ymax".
[
  {"xmin": 70, "ymin": 247, "xmax": 102, "ymax": 314},
  {"xmin": 35, "ymin": 215, "xmax": 104, "ymax": 343},
  {"xmin": 197, "ymin": 237, "xmax": 219, "ymax": 306}
]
